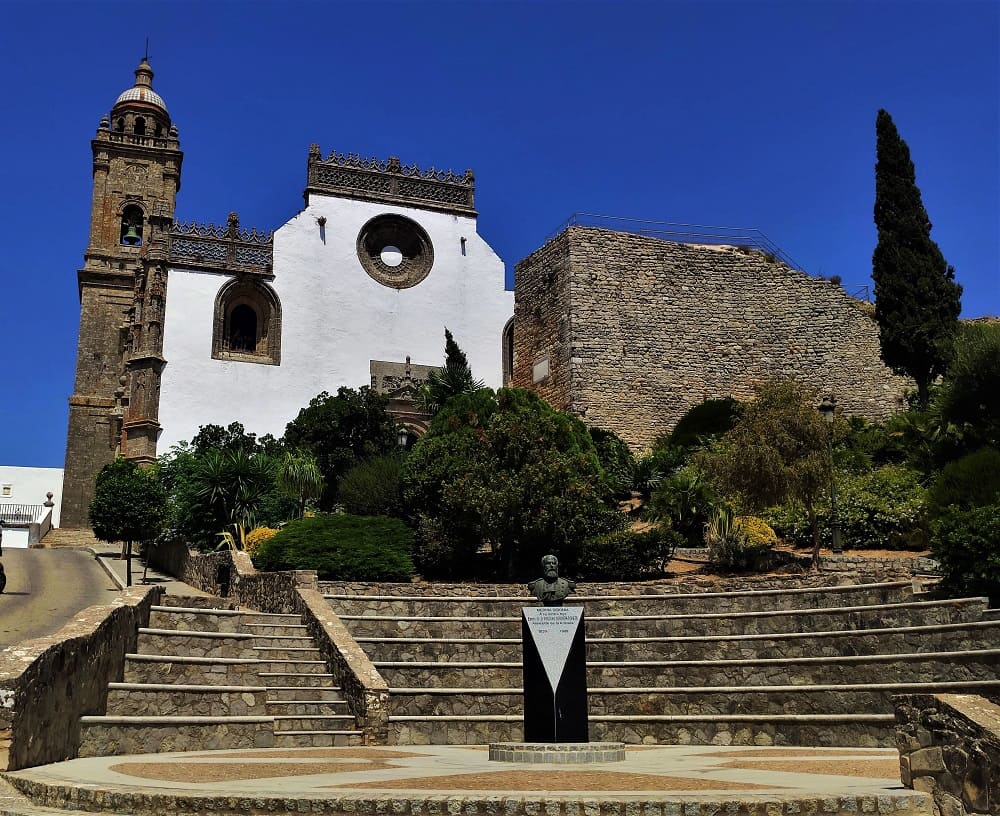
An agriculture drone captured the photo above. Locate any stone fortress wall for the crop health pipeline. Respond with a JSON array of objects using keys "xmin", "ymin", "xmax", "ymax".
[{"xmin": 513, "ymin": 226, "xmax": 911, "ymax": 451}]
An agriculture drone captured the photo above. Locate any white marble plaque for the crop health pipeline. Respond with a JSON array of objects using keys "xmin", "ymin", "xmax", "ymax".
[{"xmin": 523, "ymin": 606, "xmax": 583, "ymax": 694}]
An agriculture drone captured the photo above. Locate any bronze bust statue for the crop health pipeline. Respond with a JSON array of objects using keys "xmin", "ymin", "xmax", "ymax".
[{"xmin": 527, "ymin": 554, "xmax": 575, "ymax": 606}]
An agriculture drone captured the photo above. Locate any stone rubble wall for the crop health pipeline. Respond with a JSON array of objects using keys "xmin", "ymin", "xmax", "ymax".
[
  {"xmin": 378, "ymin": 651, "xmax": 1000, "ymax": 690},
  {"xmin": 325, "ymin": 581, "xmax": 915, "ymax": 618},
  {"xmin": 103, "ymin": 687, "xmax": 267, "ymax": 717},
  {"xmin": 78, "ymin": 721, "xmax": 274, "ymax": 757},
  {"xmin": 0, "ymin": 585, "xmax": 162, "ymax": 771},
  {"xmin": 365, "ymin": 620, "xmax": 1000, "ymax": 664},
  {"xmin": 514, "ymin": 227, "xmax": 911, "ymax": 451},
  {"xmin": 320, "ymin": 570, "xmax": 921, "ymax": 598},
  {"xmin": 894, "ymin": 693, "xmax": 1000, "ymax": 816},
  {"xmin": 136, "ymin": 632, "xmax": 258, "ymax": 659},
  {"xmin": 147, "ymin": 540, "xmax": 389, "ymax": 746},
  {"xmin": 296, "ymin": 588, "xmax": 389, "ymax": 745}
]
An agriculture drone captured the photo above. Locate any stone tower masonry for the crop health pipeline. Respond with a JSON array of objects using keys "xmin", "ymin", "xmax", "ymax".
[{"xmin": 61, "ymin": 59, "xmax": 182, "ymax": 529}]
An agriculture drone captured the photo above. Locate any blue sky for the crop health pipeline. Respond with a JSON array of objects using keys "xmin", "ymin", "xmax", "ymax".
[{"xmin": 0, "ymin": 0, "xmax": 996, "ymax": 468}]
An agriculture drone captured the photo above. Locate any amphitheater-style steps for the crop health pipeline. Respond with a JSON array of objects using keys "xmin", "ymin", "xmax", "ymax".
[
  {"xmin": 324, "ymin": 579, "xmax": 997, "ymax": 747},
  {"xmin": 34, "ymin": 528, "xmax": 101, "ymax": 548},
  {"xmin": 78, "ymin": 597, "xmax": 363, "ymax": 756}
]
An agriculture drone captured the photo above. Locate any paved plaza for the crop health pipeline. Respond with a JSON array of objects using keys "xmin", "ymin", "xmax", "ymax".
[{"xmin": 1, "ymin": 744, "xmax": 928, "ymax": 816}]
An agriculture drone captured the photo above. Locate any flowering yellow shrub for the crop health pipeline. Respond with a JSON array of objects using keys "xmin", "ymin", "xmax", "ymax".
[
  {"xmin": 734, "ymin": 516, "xmax": 779, "ymax": 547},
  {"xmin": 244, "ymin": 526, "xmax": 278, "ymax": 558}
]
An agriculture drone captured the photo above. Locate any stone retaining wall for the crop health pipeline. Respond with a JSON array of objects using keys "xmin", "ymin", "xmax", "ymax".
[
  {"xmin": 327, "ymin": 582, "xmax": 915, "ymax": 618},
  {"xmin": 894, "ymin": 693, "xmax": 1000, "ymax": 816},
  {"xmin": 104, "ymin": 687, "xmax": 266, "ymax": 717},
  {"xmin": 320, "ymin": 573, "xmax": 918, "ymax": 597},
  {"xmin": 0, "ymin": 585, "xmax": 162, "ymax": 771},
  {"xmin": 296, "ymin": 588, "xmax": 389, "ymax": 744}
]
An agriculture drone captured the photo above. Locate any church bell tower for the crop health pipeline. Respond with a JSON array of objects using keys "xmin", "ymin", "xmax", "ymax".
[{"xmin": 61, "ymin": 58, "xmax": 182, "ymax": 529}]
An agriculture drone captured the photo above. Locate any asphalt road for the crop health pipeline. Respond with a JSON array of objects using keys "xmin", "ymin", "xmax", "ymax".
[{"xmin": 0, "ymin": 548, "xmax": 119, "ymax": 649}]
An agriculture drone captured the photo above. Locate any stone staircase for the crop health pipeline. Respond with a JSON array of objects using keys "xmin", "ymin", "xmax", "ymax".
[
  {"xmin": 33, "ymin": 528, "xmax": 101, "ymax": 548},
  {"xmin": 79, "ymin": 595, "xmax": 363, "ymax": 755},
  {"xmin": 324, "ymin": 578, "xmax": 1000, "ymax": 747}
]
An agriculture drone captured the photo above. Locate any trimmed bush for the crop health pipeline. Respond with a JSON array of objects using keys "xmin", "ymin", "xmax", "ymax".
[
  {"xmin": 338, "ymin": 454, "xmax": 406, "ymax": 517},
  {"xmin": 764, "ymin": 465, "xmax": 927, "ymax": 551},
  {"xmin": 931, "ymin": 502, "xmax": 1000, "ymax": 602},
  {"xmin": 243, "ymin": 526, "xmax": 278, "ymax": 559},
  {"xmin": 579, "ymin": 526, "xmax": 681, "ymax": 581},
  {"xmin": 253, "ymin": 513, "xmax": 414, "ymax": 581},
  {"xmin": 927, "ymin": 447, "xmax": 1000, "ymax": 515}
]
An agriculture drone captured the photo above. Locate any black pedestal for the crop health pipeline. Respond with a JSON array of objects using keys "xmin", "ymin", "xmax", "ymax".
[{"xmin": 522, "ymin": 607, "xmax": 588, "ymax": 742}]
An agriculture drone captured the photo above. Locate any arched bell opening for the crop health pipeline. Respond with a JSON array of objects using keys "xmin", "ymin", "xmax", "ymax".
[{"xmin": 120, "ymin": 204, "xmax": 144, "ymax": 246}]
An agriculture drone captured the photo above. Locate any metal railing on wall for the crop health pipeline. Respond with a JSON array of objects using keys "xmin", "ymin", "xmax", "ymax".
[
  {"xmin": 545, "ymin": 212, "xmax": 805, "ymax": 271},
  {"xmin": 0, "ymin": 504, "xmax": 45, "ymax": 525}
]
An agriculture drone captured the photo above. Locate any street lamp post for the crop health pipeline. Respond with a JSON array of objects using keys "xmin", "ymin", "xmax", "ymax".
[{"xmin": 818, "ymin": 395, "xmax": 842, "ymax": 555}]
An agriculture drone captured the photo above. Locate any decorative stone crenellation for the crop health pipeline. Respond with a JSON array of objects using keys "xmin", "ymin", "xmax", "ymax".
[{"xmin": 306, "ymin": 145, "xmax": 476, "ymax": 216}]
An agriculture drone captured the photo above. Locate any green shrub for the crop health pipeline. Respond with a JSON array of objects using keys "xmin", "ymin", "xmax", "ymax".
[
  {"xmin": 648, "ymin": 464, "xmax": 717, "ymax": 545},
  {"xmin": 938, "ymin": 321, "xmax": 1000, "ymax": 448},
  {"xmin": 930, "ymin": 502, "xmax": 1000, "ymax": 601},
  {"xmin": 668, "ymin": 398, "xmax": 743, "ymax": 450},
  {"xmin": 704, "ymin": 508, "xmax": 774, "ymax": 572},
  {"xmin": 589, "ymin": 427, "xmax": 636, "ymax": 496},
  {"xmin": 338, "ymin": 454, "xmax": 406, "ymax": 517},
  {"xmin": 578, "ymin": 526, "xmax": 681, "ymax": 581},
  {"xmin": 764, "ymin": 465, "xmax": 927, "ymax": 551},
  {"xmin": 253, "ymin": 513, "xmax": 414, "ymax": 581},
  {"xmin": 927, "ymin": 447, "xmax": 1000, "ymax": 515}
]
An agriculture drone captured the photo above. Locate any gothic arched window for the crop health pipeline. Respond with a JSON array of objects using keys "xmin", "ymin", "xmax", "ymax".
[
  {"xmin": 212, "ymin": 278, "xmax": 281, "ymax": 365},
  {"xmin": 502, "ymin": 316, "xmax": 515, "ymax": 385}
]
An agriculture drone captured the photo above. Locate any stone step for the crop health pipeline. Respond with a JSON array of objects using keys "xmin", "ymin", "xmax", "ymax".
[
  {"xmin": 272, "ymin": 714, "xmax": 357, "ymax": 730},
  {"xmin": 260, "ymin": 659, "xmax": 329, "ymax": 674},
  {"xmin": 252, "ymin": 635, "xmax": 316, "ymax": 648},
  {"xmin": 376, "ymin": 648, "xmax": 1000, "ymax": 688},
  {"xmin": 386, "ymin": 678, "xmax": 1000, "ymax": 717},
  {"xmin": 266, "ymin": 685, "xmax": 346, "ymax": 702},
  {"xmin": 387, "ymin": 713, "xmax": 896, "ymax": 747},
  {"xmin": 243, "ymin": 612, "xmax": 304, "ymax": 626},
  {"xmin": 156, "ymin": 595, "xmax": 236, "ymax": 610},
  {"xmin": 259, "ymin": 672, "xmax": 337, "ymax": 687},
  {"xmin": 106, "ymin": 682, "xmax": 268, "ymax": 716},
  {"xmin": 338, "ymin": 597, "xmax": 987, "ymax": 639},
  {"xmin": 33, "ymin": 528, "xmax": 100, "ymax": 548},
  {"xmin": 122, "ymin": 653, "xmax": 261, "ymax": 686},
  {"xmin": 244, "ymin": 622, "xmax": 311, "ymax": 637},
  {"xmin": 77, "ymin": 716, "xmax": 274, "ymax": 756},
  {"xmin": 326, "ymin": 580, "xmax": 916, "ymax": 617},
  {"xmin": 273, "ymin": 730, "xmax": 365, "ymax": 747},
  {"xmin": 254, "ymin": 646, "xmax": 324, "ymax": 661},
  {"xmin": 356, "ymin": 618, "xmax": 1000, "ymax": 663},
  {"xmin": 149, "ymin": 606, "xmax": 245, "ymax": 633},
  {"xmin": 266, "ymin": 699, "xmax": 350, "ymax": 715},
  {"xmin": 137, "ymin": 629, "xmax": 258, "ymax": 660}
]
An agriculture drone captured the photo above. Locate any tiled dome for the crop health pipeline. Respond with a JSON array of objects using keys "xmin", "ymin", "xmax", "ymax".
[
  {"xmin": 114, "ymin": 86, "xmax": 168, "ymax": 112},
  {"xmin": 112, "ymin": 59, "xmax": 168, "ymax": 115}
]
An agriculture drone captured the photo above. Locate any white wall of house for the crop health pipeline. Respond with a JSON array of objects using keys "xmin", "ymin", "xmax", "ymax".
[
  {"xmin": 0, "ymin": 465, "xmax": 63, "ymax": 527},
  {"xmin": 158, "ymin": 195, "xmax": 512, "ymax": 450}
]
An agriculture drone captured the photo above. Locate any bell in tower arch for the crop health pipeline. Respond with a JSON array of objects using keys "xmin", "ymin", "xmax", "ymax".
[{"xmin": 120, "ymin": 205, "xmax": 144, "ymax": 246}]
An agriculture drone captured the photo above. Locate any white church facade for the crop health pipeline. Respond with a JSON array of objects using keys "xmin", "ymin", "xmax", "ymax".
[{"xmin": 61, "ymin": 59, "xmax": 512, "ymax": 527}]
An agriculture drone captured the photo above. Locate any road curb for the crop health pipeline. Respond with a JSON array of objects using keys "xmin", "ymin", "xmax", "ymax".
[{"xmin": 86, "ymin": 547, "xmax": 126, "ymax": 591}]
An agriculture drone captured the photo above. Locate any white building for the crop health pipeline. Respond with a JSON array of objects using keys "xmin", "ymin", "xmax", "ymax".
[
  {"xmin": 61, "ymin": 60, "xmax": 513, "ymax": 526},
  {"xmin": 158, "ymin": 153, "xmax": 511, "ymax": 451}
]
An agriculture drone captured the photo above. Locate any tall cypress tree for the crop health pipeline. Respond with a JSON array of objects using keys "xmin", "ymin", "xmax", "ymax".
[{"xmin": 872, "ymin": 109, "xmax": 962, "ymax": 408}]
